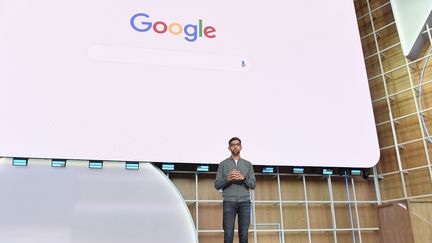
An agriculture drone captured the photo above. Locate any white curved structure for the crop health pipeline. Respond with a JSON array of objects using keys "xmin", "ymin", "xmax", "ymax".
[
  {"xmin": 390, "ymin": 0, "xmax": 432, "ymax": 60},
  {"xmin": 0, "ymin": 158, "xmax": 198, "ymax": 243}
]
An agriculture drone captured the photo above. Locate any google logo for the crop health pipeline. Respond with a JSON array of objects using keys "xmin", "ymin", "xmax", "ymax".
[{"xmin": 130, "ymin": 13, "xmax": 217, "ymax": 42}]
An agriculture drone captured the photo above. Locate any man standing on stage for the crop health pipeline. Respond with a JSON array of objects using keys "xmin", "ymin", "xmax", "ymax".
[{"xmin": 215, "ymin": 137, "xmax": 256, "ymax": 243}]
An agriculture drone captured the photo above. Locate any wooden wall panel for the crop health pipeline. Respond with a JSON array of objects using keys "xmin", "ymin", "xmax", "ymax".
[
  {"xmin": 369, "ymin": 0, "xmax": 390, "ymax": 11},
  {"xmin": 409, "ymin": 200, "xmax": 432, "ymax": 243},
  {"xmin": 188, "ymin": 203, "xmax": 197, "ymax": 226},
  {"xmin": 399, "ymin": 141, "xmax": 428, "ymax": 169},
  {"xmin": 372, "ymin": 2, "xmax": 393, "ymax": 29},
  {"xmin": 306, "ymin": 177, "xmax": 329, "ymax": 201},
  {"xmin": 256, "ymin": 232, "xmax": 279, "ymax": 243},
  {"xmin": 376, "ymin": 24, "xmax": 400, "ymax": 51},
  {"xmin": 254, "ymin": 175, "xmax": 278, "ymax": 201},
  {"xmin": 372, "ymin": 100, "xmax": 390, "ymax": 123},
  {"xmin": 379, "ymin": 173, "xmax": 404, "ymax": 200},
  {"xmin": 358, "ymin": 204, "xmax": 380, "ymax": 228},
  {"xmin": 284, "ymin": 232, "xmax": 309, "ymax": 243},
  {"xmin": 255, "ymin": 203, "xmax": 281, "ymax": 225},
  {"xmin": 280, "ymin": 176, "xmax": 305, "ymax": 201},
  {"xmin": 354, "ymin": 0, "xmax": 370, "ymax": 17},
  {"xmin": 308, "ymin": 204, "xmax": 333, "ymax": 229},
  {"xmin": 310, "ymin": 232, "xmax": 334, "ymax": 243},
  {"xmin": 336, "ymin": 232, "xmax": 360, "ymax": 243},
  {"xmin": 357, "ymin": 16, "xmax": 372, "ymax": 37},
  {"xmin": 377, "ymin": 147, "xmax": 399, "ymax": 174},
  {"xmin": 334, "ymin": 204, "xmax": 358, "ymax": 229},
  {"xmin": 360, "ymin": 231, "xmax": 380, "ymax": 243},
  {"xmin": 404, "ymin": 168, "xmax": 432, "ymax": 197},
  {"xmin": 380, "ymin": 45, "xmax": 405, "ymax": 72},
  {"xmin": 395, "ymin": 115, "xmax": 422, "ymax": 143},
  {"xmin": 198, "ymin": 174, "xmax": 222, "ymax": 200},
  {"xmin": 390, "ymin": 90, "xmax": 416, "ymax": 118},
  {"xmin": 376, "ymin": 123, "xmax": 394, "ymax": 147},
  {"xmin": 282, "ymin": 204, "xmax": 307, "ymax": 229},
  {"xmin": 198, "ymin": 233, "xmax": 222, "ymax": 243},
  {"xmin": 353, "ymin": 178, "xmax": 377, "ymax": 201},
  {"xmin": 365, "ymin": 55, "xmax": 381, "ymax": 78},
  {"xmin": 424, "ymin": 110, "xmax": 432, "ymax": 138},
  {"xmin": 385, "ymin": 68, "xmax": 410, "ymax": 96},
  {"xmin": 332, "ymin": 177, "xmax": 354, "ymax": 202},
  {"xmin": 170, "ymin": 173, "xmax": 195, "ymax": 200},
  {"xmin": 198, "ymin": 202, "xmax": 222, "ymax": 230},
  {"xmin": 369, "ymin": 77, "xmax": 385, "ymax": 100},
  {"xmin": 361, "ymin": 35, "xmax": 377, "ymax": 57}
]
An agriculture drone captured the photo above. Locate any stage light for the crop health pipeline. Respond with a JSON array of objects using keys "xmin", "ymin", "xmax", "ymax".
[
  {"xmin": 293, "ymin": 167, "xmax": 304, "ymax": 174},
  {"xmin": 162, "ymin": 163, "xmax": 175, "ymax": 171},
  {"xmin": 262, "ymin": 167, "xmax": 274, "ymax": 173},
  {"xmin": 125, "ymin": 162, "xmax": 139, "ymax": 170},
  {"xmin": 197, "ymin": 165, "xmax": 209, "ymax": 172},
  {"xmin": 351, "ymin": 169, "xmax": 362, "ymax": 176},
  {"xmin": 322, "ymin": 168, "xmax": 333, "ymax": 175},
  {"xmin": 89, "ymin": 160, "xmax": 103, "ymax": 169},
  {"xmin": 12, "ymin": 158, "xmax": 28, "ymax": 166},
  {"xmin": 51, "ymin": 159, "xmax": 66, "ymax": 167}
]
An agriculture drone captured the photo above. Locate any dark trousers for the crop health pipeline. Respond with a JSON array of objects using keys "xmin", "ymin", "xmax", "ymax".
[{"xmin": 223, "ymin": 201, "xmax": 251, "ymax": 243}]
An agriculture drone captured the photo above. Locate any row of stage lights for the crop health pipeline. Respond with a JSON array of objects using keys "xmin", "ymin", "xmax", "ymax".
[
  {"xmin": 11, "ymin": 158, "xmax": 367, "ymax": 178},
  {"xmin": 161, "ymin": 164, "xmax": 364, "ymax": 176},
  {"xmin": 12, "ymin": 158, "xmax": 139, "ymax": 170}
]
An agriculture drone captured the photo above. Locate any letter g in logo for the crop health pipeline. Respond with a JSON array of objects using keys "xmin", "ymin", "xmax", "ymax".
[{"xmin": 130, "ymin": 13, "xmax": 152, "ymax": 32}]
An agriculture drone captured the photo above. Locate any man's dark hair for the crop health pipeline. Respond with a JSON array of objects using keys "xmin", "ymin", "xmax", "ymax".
[{"xmin": 228, "ymin": 137, "xmax": 241, "ymax": 145}]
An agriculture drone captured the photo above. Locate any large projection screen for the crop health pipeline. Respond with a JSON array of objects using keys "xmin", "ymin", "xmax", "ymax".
[{"xmin": 0, "ymin": 0, "xmax": 379, "ymax": 167}]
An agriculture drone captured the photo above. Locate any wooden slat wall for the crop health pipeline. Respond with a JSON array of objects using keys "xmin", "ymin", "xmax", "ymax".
[
  {"xmin": 170, "ymin": 173, "xmax": 379, "ymax": 243},
  {"xmin": 356, "ymin": 0, "xmax": 432, "ymax": 201}
]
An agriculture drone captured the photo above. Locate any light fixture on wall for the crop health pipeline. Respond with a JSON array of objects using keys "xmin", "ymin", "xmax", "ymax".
[
  {"xmin": 351, "ymin": 169, "xmax": 362, "ymax": 176},
  {"xmin": 125, "ymin": 162, "xmax": 139, "ymax": 170},
  {"xmin": 51, "ymin": 159, "xmax": 66, "ymax": 167},
  {"xmin": 12, "ymin": 158, "xmax": 28, "ymax": 166},
  {"xmin": 89, "ymin": 160, "xmax": 103, "ymax": 169},
  {"xmin": 162, "ymin": 163, "xmax": 175, "ymax": 171},
  {"xmin": 196, "ymin": 165, "xmax": 209, "ymax": 172},
  {"xmin": 293, "ymin": 167, "xmax": 304, "ymax": 174},
  {"xmin": 262, "ymin": 167, "xmax": 274, "ymax": 173},
  {"xmin": 322, "ymin": 168, "xmax": 333, "ymax": 175}
]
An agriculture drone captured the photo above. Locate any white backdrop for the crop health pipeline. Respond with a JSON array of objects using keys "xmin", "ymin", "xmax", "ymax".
[{"xmin": 0, "ymin": 0, "xmax": 379, "ymax": 167}]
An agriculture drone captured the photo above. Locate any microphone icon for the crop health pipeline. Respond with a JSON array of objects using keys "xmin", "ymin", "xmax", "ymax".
[{"xmin": 241, "ymin": 60, "xmax": 246, "ymax": 68}]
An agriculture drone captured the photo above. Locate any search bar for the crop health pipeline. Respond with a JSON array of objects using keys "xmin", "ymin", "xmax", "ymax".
[{"xmin": 88, "ymin": 45, "xmax": 249, "ymax": 71}]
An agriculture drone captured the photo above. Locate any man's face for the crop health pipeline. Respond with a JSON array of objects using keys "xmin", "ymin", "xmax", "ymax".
[{"xmin": 228, "ymin": 140, "xmax": 242, "ymax": 156}]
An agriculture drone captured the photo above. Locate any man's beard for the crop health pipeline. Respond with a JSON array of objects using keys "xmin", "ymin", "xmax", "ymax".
[{"xmin": 231, "ymin": 150, "xmax": 240, "ymax": 156}]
